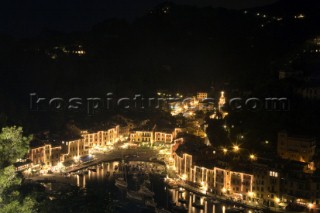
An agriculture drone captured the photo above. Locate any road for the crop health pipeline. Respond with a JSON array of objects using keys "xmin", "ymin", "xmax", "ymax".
[{"xmin": 66, "ymin": 147, "xmax": 160, "ymax": 173}]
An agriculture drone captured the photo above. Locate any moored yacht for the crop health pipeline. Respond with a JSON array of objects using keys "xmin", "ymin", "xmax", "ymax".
[
  {"xmin": 145, "ymin": 198, "xmax": 157, "ymax": 208},
  {"xmin": 115, "ymin": 177, "xmax": 128, "ymax": 189},
  {"xmin": 138, "ymin": 185, "xmax": 155, "ymax": 197},
  {"xmin": 127, "ymin": 190, "xmax": 144, "ymax": 202}
]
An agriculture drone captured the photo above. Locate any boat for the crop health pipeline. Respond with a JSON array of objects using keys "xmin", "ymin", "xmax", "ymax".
[
  {"xmin": 178, "ymin": 187, "xmax": 185, "ymax": 192},
  {"xmin": 156, "ymin": 208, "xmax": 171, "ymax": 213},
  {"xmin": 212, "ymin": 200, "xmax": 220, "ymax": 205},
  {"xmin": 76, "ymin": 170, "xmax": 88, "ymax": 176},
  {"xmin": 145, "ymin": 198, "xmax": 157, "ymax": 208},
  {"xmin": 192, "ymin": 202, "xmax": 204, "ymax": 209},
  {"xmin": 226, "ymin": 207, "xmax": 245, "ymax": 213},
  {"xmin": 178, "ymin": 198, "xmax": 187, "ymax": 204},
  {"xmin": 172, "ymin": 205, "xmax": 188, "ymax": 212},
  {"xmin": 144, "ymin": 179, "xmax": 151, "ymax": 185},
  {"xmin": 132, "ymin": 173, "xmax": 139, "ymax": 181},
  {"xmin": 127, "ymin": 190, "xmax": 144, "ymax": 202},
  {"xmin": 115, "ymin": 161, "xmax": 128, "ymax": 189},
  {"xmin": 165, "ymin": 180, "xmax": 178, "ymax": 189},
  {"xmin": 88, "ymin": 168, "xmax": 97, "ymax": 172},
  {"xmin": 115, "ymin": 177, "xmax": 128, "ymax": 189},
  {"xmin": 138, "ymin": 185, "xmax": 155, "ymax": 197}
]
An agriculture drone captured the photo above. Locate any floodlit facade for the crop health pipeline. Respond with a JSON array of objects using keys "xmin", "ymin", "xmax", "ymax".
[
  {"xmin": 154, "ymin": 132, "xmax": 173, "ymax": 143},
  {"xmin": 60, "ymin": 138, "xmax": 89, "ymax": 162},
  {"xmin": 81, "ymin": 125, "xmax": 120, "ymax": 148},
  {"xmin": 172, "ymin": 140, "xmax": 320, "ymax": 209},
  {"xmin": 130, "ymin": 131, "xmax": 153, "ymax": 144},
  {"xmin": 29, "ymin": 144, "xmax": 62, "ymax": 167},
  {"xmin": 173, "ymin": 153, "xmax": 255, "ymax": 202},
  {"xmin": 129, "ymin": 128, "xmax": 182, "ymax": 145},
  {"xmin": 29, "ymin": 125, "xmax": 120, "ymax": 167},
  {"xmin": 277, "ymin": 131, "xmax": 316, "ymax": 163},
  {"xmin": 197, "ymin": 92, "xmax": 208, "ymax": 101}
]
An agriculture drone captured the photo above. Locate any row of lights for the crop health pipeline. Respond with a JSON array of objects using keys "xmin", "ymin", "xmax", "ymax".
[{"xmin": 220, "ymin": 145, "xmax": 257, "ymax": 160}]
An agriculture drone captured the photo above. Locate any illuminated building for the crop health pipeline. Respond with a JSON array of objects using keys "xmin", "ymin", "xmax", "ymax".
[
  {"xmin": 173, "ymin": 152, "xmax": 254, "ymax": 201},
  {"xmin": 130, "ymin": 131, "xmax": 154, "ymax": 145},
  {"xmin": 130, "ymin": 128, "xmax": 181, "ymax": 145},
  {"xmin": 197, "ymin": 92, "xmax": 208, "ymax": 101},
  {"xmin": 154, "ymin": 132, "xmax": 173, "ymax": 143},
  {"xmin": 29, "ymin": 125, "xmax": 121, "ymax": 167},
  {"xmin": 29, "ymin": 141, "xmax": 62, "ymax": 167},
  {"xmin": 81, "ymin": 125, "xmax": 120, "ymax": 148},
  {"xmin": 277, "ymin": 131, "xmax": 316, "ymax": 163},
  {"xmin": 60, "ymin": 138, "xmax": 89, "ymax": 162}
]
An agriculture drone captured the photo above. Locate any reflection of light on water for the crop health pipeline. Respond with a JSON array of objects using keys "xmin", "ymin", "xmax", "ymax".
[
  {"xmin": 83, "ymin": 175, "xmax": 86, "ymax": 188},
  {"xmin": 182, "ymin": 191, "xmax": 186, "ymax": 199},
  {"xmin": 73, "ymin": 161, "xmax": 238, "ymax": 213}
]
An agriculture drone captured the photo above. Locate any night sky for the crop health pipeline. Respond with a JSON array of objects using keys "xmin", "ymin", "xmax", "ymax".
[{"xmin": 1, "ymin": 0, "xmax": 277, "ymax": 37}]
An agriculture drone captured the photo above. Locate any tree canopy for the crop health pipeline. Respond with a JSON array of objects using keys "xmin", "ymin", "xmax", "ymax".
[{"xmin": 0, "ymin": 126, "xmax": 35, "ymax": 213}]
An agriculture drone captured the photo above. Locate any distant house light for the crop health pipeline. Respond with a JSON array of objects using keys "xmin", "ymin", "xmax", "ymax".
[{"xmin": 294, "ymin": 14, "xmax": 305, "ymax": 19}]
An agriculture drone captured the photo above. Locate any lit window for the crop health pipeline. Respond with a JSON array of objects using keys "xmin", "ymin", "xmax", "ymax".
[{"xmin": 269, "ymin": 171, "xmax": 278, "ymax": 177}]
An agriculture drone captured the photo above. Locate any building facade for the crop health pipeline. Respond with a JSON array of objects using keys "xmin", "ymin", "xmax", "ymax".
[
  {"xmin": 173, "ymin": 152, "xmax": 255, "ymax": 202},
  {"xmin": 278, "ymin": 131, "xmax": 316, "ymax": 163},
  {"xmin": 197, "ymin": 92, "xmax": 208, "ymax": 101},
  {"xmin": 60, "ymin": 138, "xmax": 89, "ymax": 162},
  {"xmin": 29, "ymin": 125, "xmax": 121, "ymax": 167},
  {"xmin": 81, "ymin": 125, "xmax": 120, "ymax": 148},
  {"xmin": 29, "ymin": 143, "xmax": 62, "ymax": 167},
  {"xmin": 129, "ymin": 128, "xmax": 180, "ymax": 145}
]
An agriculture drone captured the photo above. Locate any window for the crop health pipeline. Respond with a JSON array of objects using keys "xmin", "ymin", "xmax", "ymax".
[{"xmin": 269, "ymin": 171, "xmax": 278, "ymax": 177}]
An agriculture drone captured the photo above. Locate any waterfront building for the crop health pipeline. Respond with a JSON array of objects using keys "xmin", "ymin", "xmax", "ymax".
[
  {"xmin": 129, "ymin": 128, "xmax": 181, "ymax": 145},
  {"xmin": 81, "ymin": 125, "xmax": 120, "ymax": 148},
  {"xmin": 29, "ymin": 140, "xmax": 62, "ymax": 167},
  {"xmin": 172, "ymin": 136, "xmax": 320, "ymax": 210},
  {"xmin": 29, "ymin": 125, "xmax": 121, "ymax": 168},
  {"xmin": 60, "ymin": 138, "xmax": 89, "ymax": 162},
  {"xmin": 173, "ymin": 152, "xmax": 255, "ymax": 202}
]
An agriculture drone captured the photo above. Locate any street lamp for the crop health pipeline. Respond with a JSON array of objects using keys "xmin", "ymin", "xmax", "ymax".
[
  {"xmin": 233, "ymin": 144, "xmax": 240, "ymax": 152},
  {"xmin": 249, "ymin": 154, "xmax": 256, "ymax": 160},
  {"xmin": 181, "ymin": 174, "xmax": 187, "ymax": 181},
  {"xmin": 222, "ymin": 148, "xmax": 228, "ymax": 154},
  {"xmin": 222, "ymin": 188, "xmax": 227, "ymax": 193}
]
